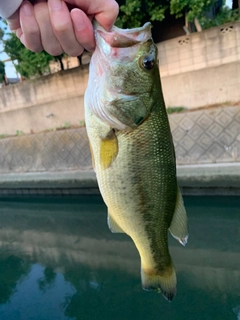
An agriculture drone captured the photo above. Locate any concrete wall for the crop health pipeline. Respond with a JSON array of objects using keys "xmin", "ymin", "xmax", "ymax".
[
  {"xmin": 161, "ymin": 61, "xmax": 240, "ymax": 108},
  {"xmin": 0, "ymin": 105, "xmax": 239, "ymax": 174},
  {"xmin": 0, "ymin": 127, "xmax": 91, "ymax": 173},
  {"xmin": 49, "ymin": 52, "xmax": 91, "ymax": 73},
  {"xmin": 170, "ymin": 105, "xmax": 240, "ymax": 164},
  {"xmin": 158, "ymin": 21, "xmax": 240, "ymax": 108},
  {"xmin": 0, "ymin": 66, "xmax": 88, "ymax": 135},
  {"xmin": 158, "ymin": 22, "xmax": 240, "ymax": 76}
]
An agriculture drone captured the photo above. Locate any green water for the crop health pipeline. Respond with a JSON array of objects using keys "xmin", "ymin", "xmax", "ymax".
[{"xmin": 0, "ymin": 195, "xmax": 239, "ymax": 320}]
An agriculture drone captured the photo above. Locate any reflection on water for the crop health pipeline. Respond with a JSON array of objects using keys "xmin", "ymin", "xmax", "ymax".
[
  {"xmin": 0, "ymin": 263, "xmax": 75, "ymax": 320},
  {"xmin": 0, "ymin": 195, "xmax": 239, "ymax": 320},
  {"xmin": 234, "ymin": 306, "xmax": 240, "ymax": 320}
]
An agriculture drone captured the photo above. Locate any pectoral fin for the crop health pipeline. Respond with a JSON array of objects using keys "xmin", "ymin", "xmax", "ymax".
[
  {"xmin": 107, "ymin": 212, "xmax": 124, "ymax": 233},
  {"xmin": 169, "ymin": 187, "xmax": 188, "ymax": 246},
  {"xmin": 100, "ymin": 129, "xmax": 118, "ymax": 169}
]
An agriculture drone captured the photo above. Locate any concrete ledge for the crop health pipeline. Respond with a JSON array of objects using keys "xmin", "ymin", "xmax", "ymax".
[
  {"xmin": 0, "ymin": 163, "xmax": 240, "ymax": 196},
  {"xmin": 177, "ymin": 163, "xmax": 240, "ymax": 187},
  {"xmin": 177, "ymin": 163, "xmax": 240, "ymax": 195},
  {"xmin": 0, "ymin": 170, "xmax": 97, "ymax": 189},
  {"xmin": 0, "ymin": 163, "xmax": 239, "ymax": 196}
]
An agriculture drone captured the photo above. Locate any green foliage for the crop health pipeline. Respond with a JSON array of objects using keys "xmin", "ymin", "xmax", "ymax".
[
  {"xmin": 3, "ymin": 33, "xmax": 53, "ymax": 78},
  {"xmin": 170, "ymin": 0, "xmax": 216, "ymax": 21},
  {"xmin": 0, "ymin": 60, "xmax": 5, "ymax": 83},
  {"xmin": 167, "ymin": 106, "xmax": 186, "ymax": 114},
  {"xmin": 16, "ymin": 130, "xmax": 24, "ymax": 136},
  {"xmin": 117, "ymin": 0, "xmax": 240, "ymax": 31},
  {"xmin": 0, "ymin": 28, "xmax": 4, "ymax": 41},
  {"xmin": 116, "ymin": 0, "xmax": 167, "ymax": 28},
  {"xmin": 64, "ymin": 122, "xmax": 70, "ymax": 128},
  {"xmin": 79, "ymin": 120, "xmax": 85, "ymax": 127},
  {"xmin": 116, "ymin": 0, "xmax": 220, "ymax": 28},
  {"xmin": 200, "ymin": 6, "xmax": 240, "ymax": 29}
]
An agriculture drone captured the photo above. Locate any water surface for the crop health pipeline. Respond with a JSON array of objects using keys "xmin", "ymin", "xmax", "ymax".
[{"xmin": 0, "ymin": 196, "xmax": 239, "ymax": 320}]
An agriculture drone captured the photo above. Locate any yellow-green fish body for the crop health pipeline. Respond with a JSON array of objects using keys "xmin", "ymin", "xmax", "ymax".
[{"xmin": 85, "ymin": 22, "xmax": 188, "ymax": 301}]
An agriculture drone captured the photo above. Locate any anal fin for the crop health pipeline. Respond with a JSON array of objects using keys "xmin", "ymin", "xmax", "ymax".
[
  {"xmin": 107, "ymin": 212, "xmax": 125, "ymax": 233},
  {"xmin": 169, "ymin": 187, "xmax": 188, "ymax": 246}
]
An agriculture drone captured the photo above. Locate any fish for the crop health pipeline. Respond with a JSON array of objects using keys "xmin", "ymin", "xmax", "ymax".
[{"xmin": 84, "ymin": 21, "xmax": 188, "ymax": 302}]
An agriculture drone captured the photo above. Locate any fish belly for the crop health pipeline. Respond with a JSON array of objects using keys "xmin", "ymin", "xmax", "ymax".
[{"xmin": 89, "ymin": 108, "xmax": 177, "ymax": 267}]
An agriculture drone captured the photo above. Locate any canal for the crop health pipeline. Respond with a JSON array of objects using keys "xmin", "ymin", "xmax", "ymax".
[{"xmin": 0, "ymin": 195, "xmax": 239, "ymax": 320}]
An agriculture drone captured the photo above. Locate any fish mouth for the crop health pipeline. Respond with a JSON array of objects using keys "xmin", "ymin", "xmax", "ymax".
[{"xmin": 94, "ymin": 21, "xmax": 152, "ymax": 48}]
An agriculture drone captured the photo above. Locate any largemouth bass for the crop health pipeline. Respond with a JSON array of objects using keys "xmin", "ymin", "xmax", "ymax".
[{"xmin": 84, "ymin": 22, "xmax": 188, "ymax": 301}]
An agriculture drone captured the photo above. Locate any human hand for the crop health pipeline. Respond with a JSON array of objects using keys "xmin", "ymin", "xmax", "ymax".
[{"xmin": 7, "ymin": 0, "xmax": 119, "ymax": 56}]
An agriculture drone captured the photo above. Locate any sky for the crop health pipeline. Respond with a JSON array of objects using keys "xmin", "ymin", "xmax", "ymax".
[
  {"xmin": 0, "ymin": 20, "xmax": 19, "ymax": 78},
  {"xmin": 0, "ymin": 49, "xmax": 18, "ymax": 78},
  {"xmin": 0, "ymin": 0, "xmax": 234, "ymax": 78}
]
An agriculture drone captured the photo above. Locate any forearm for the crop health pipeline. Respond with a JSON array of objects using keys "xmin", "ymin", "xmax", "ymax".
[{"xmin": 0, "ymin": 0, "xmax": 23, "ymax": 18}]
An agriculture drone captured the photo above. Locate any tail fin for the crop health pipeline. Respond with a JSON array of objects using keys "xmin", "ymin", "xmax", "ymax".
[{"xmin": 141, "ymin": 264, "xmax": 177, "ymax": 302}]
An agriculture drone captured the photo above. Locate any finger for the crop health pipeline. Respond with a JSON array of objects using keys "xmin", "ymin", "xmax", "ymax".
[
  {"xmin": 34, "ymin": 0, "xmax": 63, "ymax": 56},
  {"xmin": 7, "ymin": 9, "xmax": 23, "ymax": 39},
  {"xmin": 19, "ymin": 1, "xmax": 43, "ymax": 52},
  {"xmin": 93, "ymin": 0, "xmax": 119, "ymax": 31},
  {"xmin": 7, "ymin": 10, "xmax": 21, "ymax": 32},
  {"xmin": 71, "ymin": 9, "xmax": 95, "ymax": 52},
  {"xmin": 64, "ymin": 0, "xmax": 119, "ymax": 31},
  {"xmin": 48, "ymin": 0, "xmax": 84, "ymax": 56}
]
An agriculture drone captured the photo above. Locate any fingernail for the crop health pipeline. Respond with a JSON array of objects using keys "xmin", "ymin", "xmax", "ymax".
[
  {"xmin": 74, "ymin": 15, "xmax": 85, "ymax": 31},
  {"xmin": 22, "ymin": 2, "xmax": 33, "ymax": 16},
  {"xmin": 49, "ymin": 0, "xmax": 62, "ymax": 11}
]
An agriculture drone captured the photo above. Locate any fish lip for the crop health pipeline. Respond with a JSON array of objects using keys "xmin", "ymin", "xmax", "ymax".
[
  {"xmin": 93, "ymin": 21, "xmax": 152, "ymax": 47},
  {"xmin": 94, "ymin": 20, "xmax": 152, "ymax": 34}
]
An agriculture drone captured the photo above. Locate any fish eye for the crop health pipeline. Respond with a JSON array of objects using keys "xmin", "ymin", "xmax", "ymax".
[{"xmin": 141, "ymin": 55, "xmax": 155, "ymax": 70}]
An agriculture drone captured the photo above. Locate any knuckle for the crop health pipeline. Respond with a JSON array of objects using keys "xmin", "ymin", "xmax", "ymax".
[
  {"xmin": 27, "ymin": 28, "xmax": 41, "ymax": 37},
  {"xmin": 23, "ymin": 35, "xmax": 43, "ymax": 52},
  {"xmin": 24, "ymin": 39, "xmax": 43, "ymax": 52},
  {"xmin": 34, "ymin": 48, "xmax": 43, "ymax": 53},
  {"xmin": 66, "ymin": 48, "xmax": 84, "ymax": 57},
  {"xmin": 53, "ymin": 22, "xmax": 69, "ymax": 33},
  {"xmin": 27, "ymin": 45, "xmax": 43, "ymax": 53},
  {"xmin": 47, "ymin": 47, "xmax": 63, "ymax": 56}
]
